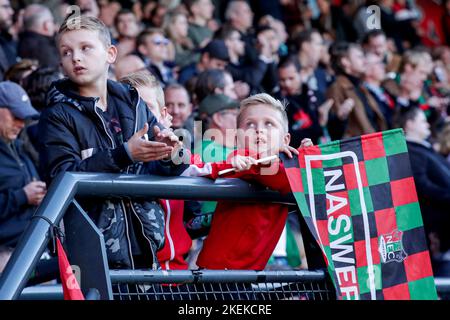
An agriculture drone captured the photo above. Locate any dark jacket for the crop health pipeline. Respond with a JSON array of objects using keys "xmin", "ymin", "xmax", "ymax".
[
  {"xmin": 407, "ymin": 140, "xmax": 450, "ymax": 252},
  {"xmin": 18, "ymin": 31, "xmax": 60, "ymax": 69},
  {"xmin": 0, "ymin": 30, "xmax": 17, "ymax": 80},
  {"xmin": 39, "ymin": 79, "xmax": 188, "ymax": 269},
  {"xmin": 0, "ymin": 138, "xmax": 40, "ymax": 247},
  {"xmin": 326, "ymin": 75, "xmax": 388, "ymax": 140}
]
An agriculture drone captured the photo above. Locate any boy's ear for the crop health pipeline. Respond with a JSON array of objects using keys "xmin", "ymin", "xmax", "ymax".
[
  {"xmin": 284, "ymin": 132, "xmax": 291, "ymax": 146},
  {"xmin": 107, "ymin": 45, "xmax": 118, "ymax": 64}
]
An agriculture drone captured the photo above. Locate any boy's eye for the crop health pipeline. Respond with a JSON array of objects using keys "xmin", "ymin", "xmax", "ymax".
[
  {"xmin": 62, "ymin": 50, "xmax": 72, "ymax": 57},
  {"xmin": 82, "ymin": 45, "xmax": 92, "ymax": 51},
  {"xmin": 246, "ymin": 122, "xmax": 255, "ymax": 128},
  {"xmin": 265, "ymin": 121, "xmax": 274, "ymax": 127}
]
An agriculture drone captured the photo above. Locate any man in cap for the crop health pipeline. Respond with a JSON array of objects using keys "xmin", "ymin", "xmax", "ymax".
[
  {"xmin": 196, "ymin": 93, "xmax": 239, "ymax": 162},
  {"xmin": 0, "ymin": 81, "xmax": 46, "ymax": 253},
  {"xmin": 178, "ymin": 39, "xmax": 230, "ymax": 85}
]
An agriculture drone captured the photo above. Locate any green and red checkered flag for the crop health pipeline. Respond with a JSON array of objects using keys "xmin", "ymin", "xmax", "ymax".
[{"xmin": 283, "ymin": 129, "xmax": 437, "ymax": 300}]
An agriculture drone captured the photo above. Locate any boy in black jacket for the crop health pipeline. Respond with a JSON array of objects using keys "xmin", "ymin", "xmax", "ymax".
[{"xmin": 39, "ymin": 15, "xmax": 186, "ymax": 270}]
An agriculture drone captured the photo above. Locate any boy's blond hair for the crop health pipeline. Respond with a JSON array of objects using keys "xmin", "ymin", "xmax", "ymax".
[
  {"xmin": 120, "ymin": 71, "xmax": 165, "ymax": 110},
  {"xmin": 238, "ymin": 93, "xmax": 289, "ymax": 133},
  {"xmin": 57, "ymin": 15, "xmax": 111, "ymax": 48}
]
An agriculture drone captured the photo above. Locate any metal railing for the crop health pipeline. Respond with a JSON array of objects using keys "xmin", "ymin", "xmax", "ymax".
[{"xmin": 0, "ymin": 172, "xmax": 299, "ymax": 300}]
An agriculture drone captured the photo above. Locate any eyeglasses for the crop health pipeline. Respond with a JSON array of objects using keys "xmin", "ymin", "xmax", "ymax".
[{"xmin": 152, "ymin": 38, "xmax": 169, "ymax": 46}]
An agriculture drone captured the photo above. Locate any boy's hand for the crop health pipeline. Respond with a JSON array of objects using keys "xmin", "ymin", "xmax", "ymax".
[
  {"xmin": 153, "ymin": 125, "xmax": 182, "ymax": 149},
  {"xmin": 128, "ymin": 123, "xmax": 173, "ymax": 162},
  {"xmin": 231, "ymin": 155, "xmax": 258, "ymax": 172},
  {"xmin": 300, "ymin": 138, "xmax": 313, "ymax": 148}
]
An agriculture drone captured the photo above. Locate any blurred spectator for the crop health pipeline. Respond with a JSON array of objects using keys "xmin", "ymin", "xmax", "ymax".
[
  {"xmin": 163, "ymin": 9, "xmax": 196, "ymax": 69},
  {"xmin": 76, "ymin": 0, "xmax": 100, "ymax": 17},
  {"xmin": 258, "ymin": 15, "xmax": 289, "ymax": 58},
  {"xmin": 18, "ymin": 4, "xmax": 58, "ymax": 69},
  {"xmin": 383, "ymin": 50, "xmax": 435, "ymax": 113},
  {"xmin": 185, "ymin": 0, "xmax": 215, "ymax": 49},
  {"xmin": 362, "ymin": 29, "xmax": 402, "ymax": 75},
  {"xmin": 377, "ymin": 0, "xmax": 421, "ymax": 52},
  {"xmin": 0, "ymin": 81, "xmax": 45, "ymax": 253},
  {"xmin": 397, "ymin": 107, "xmax": 450, "ymax": 268},
  {"xmin": 224, "ymin": 0, "xmax": 258, "ymax": 63},
  {"xmin": 137, "ymin": 28, "xmax": 176, "ymax": 86},
  {"xmin": 4, "ymin": 59, "xmax": 38, "ymax": 86},
  {"xmin": 364, "ymin": 52, "xmax": 396, "ymax": 129},
  {"xmin": 0, "ymin": 0, "xmax": 17, "ymax": 80},
  {"xmin": 178, "ymin": 39, "xmax": 229, "ymax": 85},
  {"xmin": 165, "ymin": 83, "xmax": 194, "ymax": 135},
  {"xmin": 218, "ymin": 25, "xmax": 273, "ymax": 93},
  {"xmin": 196, "ymin": 93, "xmax": 239, "ymax": 161},
  {"xmin": 194, "ymin": 69, "xmax": 238, "ymax": 103},
  {"xmin": 294, "ymin": 28, "xmax": 330, "ymax": 100},
  {"xmin": 114, "ymin": 9, "xmax": 141, "ymax": 59},
  {"xmin": 98, "ymin": 0, "xmax": 122, "ymax": 29},
  {"xmin": 327, "ymin": 42, "xmax": 387, "ymax": 139},
  {"xmin": 114, "ymin": 54, "xmax": 147, "ymax": 80},
  {"xmin": 20, "ymin": 66, "xmax": 63, "ymax": 164},
  {"xmin": 147, "ymin": 2, "xmax": 169, "ymax": 28},
  {"xmin": 277, "ymin": 56, "xmax": 332, "ymax": 146}
]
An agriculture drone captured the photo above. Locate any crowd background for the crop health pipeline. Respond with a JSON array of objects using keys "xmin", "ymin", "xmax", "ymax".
[{"xmin": 0, "ymin": 0, "xmax": 449, "ymax": 276}]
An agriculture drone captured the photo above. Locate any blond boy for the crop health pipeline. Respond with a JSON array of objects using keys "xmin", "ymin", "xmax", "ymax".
[{"xmin": 39, "ymin": 15, "xmax": 186, "ymax": 269}]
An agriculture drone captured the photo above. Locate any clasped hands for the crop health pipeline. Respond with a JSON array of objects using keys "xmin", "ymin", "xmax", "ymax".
[{"xmin": 127, "ymin": 123, "xmax": 182, "ymax": 162}]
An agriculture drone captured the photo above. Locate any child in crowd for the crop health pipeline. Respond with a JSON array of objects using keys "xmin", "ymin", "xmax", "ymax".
[
  {"xmin": 39, "ymin": 15, "xmax": 186, "ymax": 270},
  {"xmin": 182, "ymin": 93, "xmax": 312, "ymax": 270},
  {"xmin": 120, "ymin": 70, "xmax": 172, "ymax": 128}
]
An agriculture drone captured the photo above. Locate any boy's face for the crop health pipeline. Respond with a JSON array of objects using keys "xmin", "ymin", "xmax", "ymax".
[
  {"xmin": 59, "ymin": 29, "xmax": 117, "ymax": 86},
  {"xmin": 237, "ymin": 104, "xmax": 290, "ymax": 156},
  {"xmin": 137, "ymin": 85, "xmax": 162, "ymax": 121}
]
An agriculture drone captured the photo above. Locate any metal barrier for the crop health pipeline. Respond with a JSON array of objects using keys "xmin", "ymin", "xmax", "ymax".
[
  {"xmin": 110, "ymin": 270, "xmax": 334, "ymax": 301},
  {"xmin": 2, "ymin": 172, "xmax": 446, "ymax": 300},
  {"xmin": 0, "ymin": 172, "xmax": 312, "ymax": 300}
]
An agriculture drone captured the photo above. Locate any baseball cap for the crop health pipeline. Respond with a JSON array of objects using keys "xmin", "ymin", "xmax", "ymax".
[
  {"xmin": 199, "ymin": 94, "xmax": 239, "ymax": 116},
  {"xmin": 201, "ymin": 39, "xmax": 230, "ymax": 62},
  {"xmin": 0, "ymin": 81, "xmax": 39, "ymax": 120}
]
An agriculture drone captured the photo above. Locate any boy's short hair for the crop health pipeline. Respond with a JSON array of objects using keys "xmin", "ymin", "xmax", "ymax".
[
  {"xmin": 58, "ymin": 15, "xmax": 111, "ymax": 47},
  {"xmin": 238, "ymin": 93, "xmax": 289, "ymax": 133},
  {"xmin": 120, "ymin": 71, "xmax": 165, "ymax": 110}
]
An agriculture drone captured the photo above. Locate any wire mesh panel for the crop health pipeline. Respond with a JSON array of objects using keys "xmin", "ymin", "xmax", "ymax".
[{"xmin": 110, "ymin": 270, "xmax": 335, "ymax": 301}]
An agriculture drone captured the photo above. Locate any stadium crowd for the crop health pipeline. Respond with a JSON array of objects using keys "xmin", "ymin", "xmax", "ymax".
[{"xmin": 0, "ymin": 0, "xmax": 449, "ymax": 279}]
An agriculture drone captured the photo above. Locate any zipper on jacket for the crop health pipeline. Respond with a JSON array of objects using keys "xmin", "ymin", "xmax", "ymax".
[
  {"xmin": 94, "ymin": 98, "xmax": 135, "ymax": 269},
  {"xmin": 129, "ymin": 200, "xmax": 159, "ymax": 270},
  {"xmin": 164, "ymin": 200, "xmax": 175, "ymax": 270},
  {"xmin": 120, "ymin": 201, "xmax": 135, "ymax": 270},
  {"xmin": 94, "ymin": 99, "xmax": 116, "ymax": 149}
]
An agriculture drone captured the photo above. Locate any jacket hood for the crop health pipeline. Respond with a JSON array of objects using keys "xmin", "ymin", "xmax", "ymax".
[{"xmin": 46, "ymin": 78, "xmax": 140, "ymax": 113}]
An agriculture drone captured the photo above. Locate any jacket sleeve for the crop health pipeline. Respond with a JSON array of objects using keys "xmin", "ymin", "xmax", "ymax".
[
  {"xmin": 38, "ymin": 107, "xmax": 134, "ymax": 184},
  {"xmin": 0, "ymin": 188, "xmax": 29, "ymax": 221},
  {"xmin": 181, "ymin": 151, "xmax": 291, "ymax": 193}
]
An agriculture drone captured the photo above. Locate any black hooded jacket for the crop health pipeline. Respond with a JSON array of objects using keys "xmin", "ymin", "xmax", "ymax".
[{"xmin": 39, "ymin": 78, "xmax": 188, "ymax": 269}]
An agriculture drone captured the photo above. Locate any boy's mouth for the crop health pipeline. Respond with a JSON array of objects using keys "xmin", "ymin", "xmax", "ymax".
[{"xmin": 73, "ymin": 66, "xmax": 87, "ymax": 74}]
